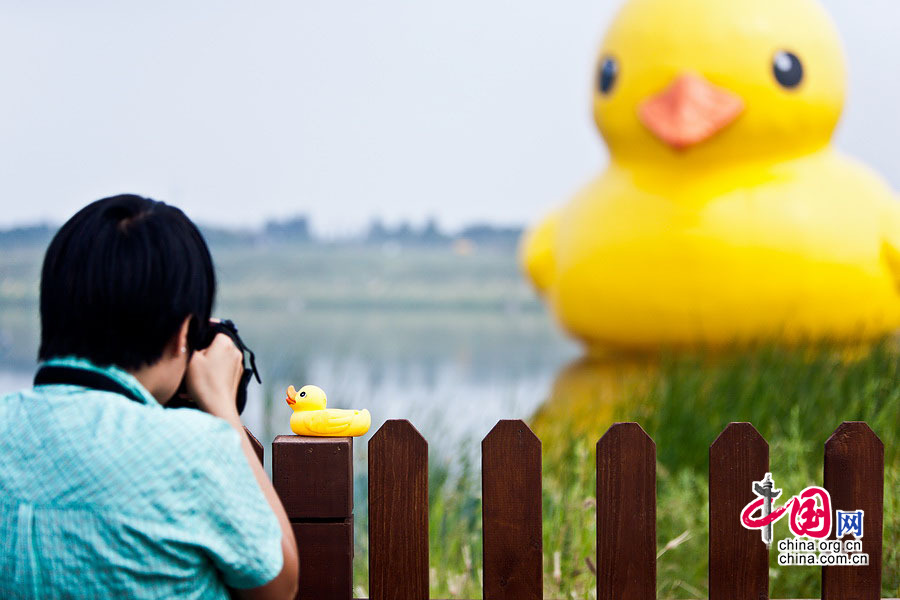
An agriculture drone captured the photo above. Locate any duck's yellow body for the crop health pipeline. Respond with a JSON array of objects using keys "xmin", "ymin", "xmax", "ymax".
[
  {"xmin": 285, "ymin": 385, "xmax": 371, "ymax": 437},
  {"xmin": 522, "ymin": 0, "xmax": 900, "ymax": 351}
]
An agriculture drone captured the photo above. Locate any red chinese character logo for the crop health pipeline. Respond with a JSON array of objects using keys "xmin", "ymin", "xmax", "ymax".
[
  {"xmin": 788, "ymin": 487, "xmax": 831, "ymax": 539},
  {"xmin": 741, "ymin": 496, "xmax": 788, "ymax": 528},
  {"xmin": 740, "ymin": 478, "xmax": 832, "ymax": 541}
]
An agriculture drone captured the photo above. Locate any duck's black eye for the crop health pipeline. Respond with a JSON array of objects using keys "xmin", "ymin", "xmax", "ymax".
[
  {"xmin": 299, "ymin": 391, "xmax": 306, "ymax": 397},
  {"xmin": 598, "ymin": 57, "xmax": 618, "ymax": 95},
  {"xmin": 773, "ymin": 51, "xmax": 803, "ymax": 89}
]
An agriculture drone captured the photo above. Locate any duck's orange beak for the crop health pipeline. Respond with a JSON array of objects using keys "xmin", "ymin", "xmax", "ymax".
[
  {"xmin": 286, "ymin": 385, "xmax": 297, "ymax": 407},
  {"xmin": 638, "ymin": 73, "xmax": 744, "ymax": 151}
]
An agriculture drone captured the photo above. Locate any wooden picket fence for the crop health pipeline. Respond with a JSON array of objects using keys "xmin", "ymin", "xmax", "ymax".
[{"xmin": 246, "ymin": 420, "xmax": 888, "ymax": 600}]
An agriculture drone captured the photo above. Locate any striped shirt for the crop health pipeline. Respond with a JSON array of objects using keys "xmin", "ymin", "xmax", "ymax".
[{"xmin": 0, "ymin": 356, "xmax": 282, "ymax": 599}]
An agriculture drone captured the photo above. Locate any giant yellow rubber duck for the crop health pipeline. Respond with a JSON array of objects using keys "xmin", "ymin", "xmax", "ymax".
[
  {"xmin": 522, "ymin": 0, "xmax": 900, "ymax": 352},
  {"xmin": 285, "ymin": 385, "xmax": 371, "ymax": 437}
]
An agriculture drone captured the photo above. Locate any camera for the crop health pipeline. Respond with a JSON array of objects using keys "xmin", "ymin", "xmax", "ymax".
[{"xmin": 167, "ymin": 319, "xmax": 261, "ymax": 415}]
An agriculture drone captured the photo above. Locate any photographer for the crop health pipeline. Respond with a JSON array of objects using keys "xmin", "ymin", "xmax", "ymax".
[{"xmin": 0, "ymin": 195, "xmax": 299, "ymax": 599}]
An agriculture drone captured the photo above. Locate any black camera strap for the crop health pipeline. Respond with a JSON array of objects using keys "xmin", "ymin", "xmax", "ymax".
[
  {"xmin": 34, "ymin": 321, "xmax": 261, "ymax": 414},
  {"xmin": 34, "ymin": 366, "xmax": 145, "ymax": 405}
]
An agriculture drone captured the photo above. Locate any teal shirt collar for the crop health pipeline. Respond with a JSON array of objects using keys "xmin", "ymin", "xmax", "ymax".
[{"xmin": 38, "ymin": 356, "xmax": 161, "ymax": 407}]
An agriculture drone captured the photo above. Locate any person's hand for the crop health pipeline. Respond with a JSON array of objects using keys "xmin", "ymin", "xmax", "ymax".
[{"xmin": 185, "ymin": 333, "xmax": 244, "ymax": 422}]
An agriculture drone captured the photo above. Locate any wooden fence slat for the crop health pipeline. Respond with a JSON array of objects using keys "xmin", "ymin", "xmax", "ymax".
[
  {"xmin": 369, "ymin": 420, "xmax": 429, "ymax": 600},
  {"xmin": 822, "ymin": 422, "xmax": 884, "ymax": 600},
  {"xmin": 709, "ymin": 422, "xmax": 769, "ymax": 600},
  {"xmin": 596, "ymin": 422, "xmax": 656, "ymax": 600},
  {"xmin": 482, "ymin": 420, "xmax": 542, "ymax": 600},
  {"xmin": 244, "ymin": 426, "xmax": 264, "ymax": 466}
]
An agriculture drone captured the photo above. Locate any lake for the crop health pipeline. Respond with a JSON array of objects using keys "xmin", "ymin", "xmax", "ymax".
[{"xmin": 0, "ymin": 243, "xmax": 580, "ymax": 460}]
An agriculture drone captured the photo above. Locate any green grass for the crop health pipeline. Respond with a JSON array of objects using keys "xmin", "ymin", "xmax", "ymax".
[{"xmin": 350, "ymin": 343, "xmax": 899, "ymax": 599}]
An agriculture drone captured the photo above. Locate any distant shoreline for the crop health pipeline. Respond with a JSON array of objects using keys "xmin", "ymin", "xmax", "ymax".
[{"xmin": 0, "ymin": 219, "xmax": 525, "ymax": 251}]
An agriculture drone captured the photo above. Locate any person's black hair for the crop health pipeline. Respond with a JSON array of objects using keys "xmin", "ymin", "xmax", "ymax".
[{"xmin": 39, "ymin": 194, "xmax": 216, "ymax": 370}]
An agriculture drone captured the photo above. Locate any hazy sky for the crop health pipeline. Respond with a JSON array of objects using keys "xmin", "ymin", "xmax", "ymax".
[{"xmin": 0, "ymin": 0, "xmax": 897, "ymax": 234}]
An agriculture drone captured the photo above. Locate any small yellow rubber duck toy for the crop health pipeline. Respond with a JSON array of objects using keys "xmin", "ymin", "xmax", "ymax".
[
  {"xmin": 522, "ymin": 0, "xmax": 900, "ymax": 351},
  {"xmin": 285, "ymin": 385, "xmax": 371, "ymax": 437}
]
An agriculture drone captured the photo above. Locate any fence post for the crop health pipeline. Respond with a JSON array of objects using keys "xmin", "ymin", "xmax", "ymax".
[
  {"xmin": 482, "ymin": 419, "xmax": 542, "ymax": 600},
  {"xmin": 596, "ymin": 422, "xmax": 656, "ymax": 600},
  {"xmin": 822, "ymin": 422, "xmax": 884, "ymax": 600},
  {"xmin": 272, "ymin": 435, "xmax": 354, "ymax": 600},
  {"xmin": 709, "ymin": 422, "xmax": 769, "ymax": 600},
  {"xmin": 369, "ymin": 419, "xmax": 429, "ymax": 600}
]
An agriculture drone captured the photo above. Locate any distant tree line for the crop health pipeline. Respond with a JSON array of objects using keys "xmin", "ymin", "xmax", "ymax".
[
  {"xmin": 0, "ymin": 216, "xmax": 523, "ymax": 250},
  {"xmin": 363, "ymin": 218, "xmax": 521, "ymax": 248},
  {"xmin": 0, "ymin": 224, "xmax": 56, "ymax": 248}
]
